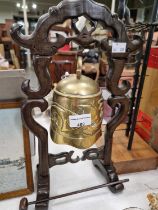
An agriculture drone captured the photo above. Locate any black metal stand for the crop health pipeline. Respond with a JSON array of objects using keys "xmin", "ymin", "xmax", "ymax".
[
  {"xmin": 126, "ymin": 50, "xmax": 143, "ymax": 137},
  {"xmin": 127, "ymin": 0, "xmax": 158, "ymax": 150}
]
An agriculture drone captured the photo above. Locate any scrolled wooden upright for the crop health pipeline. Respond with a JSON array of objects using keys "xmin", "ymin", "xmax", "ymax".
[{"xmin": 10, "ymin": 0, "xmax": 143, "ymax": 209}]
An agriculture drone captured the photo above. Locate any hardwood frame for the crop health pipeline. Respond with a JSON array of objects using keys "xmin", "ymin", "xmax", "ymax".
[
  {"xmin": 0, "ymin": 101, "xmax": 33, "ymax": 200},
  {"xmin": 10, "ymin": 0, "xmax": 143, "ymax": 209}
]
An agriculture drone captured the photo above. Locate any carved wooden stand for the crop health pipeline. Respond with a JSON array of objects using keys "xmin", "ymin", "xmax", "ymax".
[{"xmin": 10, "ymin": 0, "xmax": 142, "ymax": 209}]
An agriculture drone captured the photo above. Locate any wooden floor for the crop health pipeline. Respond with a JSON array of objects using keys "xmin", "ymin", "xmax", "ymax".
[{"xmin": 97, "ymin": 126, "xmax": 158, "ymax": 174}]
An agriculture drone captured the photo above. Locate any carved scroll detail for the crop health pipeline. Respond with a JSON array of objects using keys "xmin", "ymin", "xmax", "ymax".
[
  {"xmin": 22, "ymin": 99, "xmax": 49, "ymax": 176},
  {"xmin": 104, "ymin": 96, "xmax": 130, "ymax": 165},
  {"xmin": 81, "ymin": 147, "xmax": 104, "ymax": 161},
  {"xmin": 49, "ymin": 151, "xmax": 80, "ymax": 167},
  {"xmin": 48, "ymin": 147, "xmax": 104, "ymax": 168},
  {"xmin": 10, "ymin": 0, "xmax": 143, "ymax": 56},
  {"xmin": 22, "ymin": 56, "xmax": 52, "ymax": 99},
  {"xmin": 106, "ymin": 58, "xmax": 131, "ymax": 96},
  {"xmin": 107, "ymin": 96, "xmax": 130, "ymax": 133}
]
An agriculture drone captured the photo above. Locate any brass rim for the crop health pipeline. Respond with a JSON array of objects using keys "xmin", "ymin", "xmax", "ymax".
[{"xmin": 54, "ymin": 89, "xmax": 102, "ymax": 99}]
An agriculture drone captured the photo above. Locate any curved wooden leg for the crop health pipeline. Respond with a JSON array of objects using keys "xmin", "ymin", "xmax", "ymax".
[
  {"xmin": 94, "ymin": 96, "xmax": 130, "ymax": 193},
  {"xmin": 19, "ymin": 166, "xmax": 50, "ymax": 210},
  {"xmin": 93, "ymin": 159, "xmax": 124, "ymax": 193},
  {"xmin": 19, "ymin": 198, "xmax": 29, "ymax": 210},
  {"xmin": 35, "ymin": 166, "xmax": 50, "ymax": 210}
]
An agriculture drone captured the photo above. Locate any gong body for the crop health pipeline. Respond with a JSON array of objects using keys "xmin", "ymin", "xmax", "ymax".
[{"xmin": 50, "ymin": 74, "xmax": 103, "ymax": 149}]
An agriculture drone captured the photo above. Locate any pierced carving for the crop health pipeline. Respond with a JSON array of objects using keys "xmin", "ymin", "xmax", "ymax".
[
  {"xmin": 81, "ymin": 147, "xmax": 104, "ymax": 161},
  {"xmin": 10, "ymin": 0, "xmax": 143, "ymax": 56},
  {"xmin": 49, "ymin": 151, "xmax": 80, "ymax": 167},
  {"xmin": 68, "ymin": 27, "xmax": 98, "ymax": 47},
  {"xmin": 48, "ymin": 147, "xmax": 104, "ymax": 167}
]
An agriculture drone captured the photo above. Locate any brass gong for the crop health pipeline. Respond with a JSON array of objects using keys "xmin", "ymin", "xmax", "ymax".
[{"xmin": 50, "ymin": 58, "xmax": 103, "ymax": 149}]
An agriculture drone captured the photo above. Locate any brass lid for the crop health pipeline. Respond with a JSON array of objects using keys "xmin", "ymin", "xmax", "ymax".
[{"xmin": 55, "ymin": 74, "xmax": 100, "ymax": 98}]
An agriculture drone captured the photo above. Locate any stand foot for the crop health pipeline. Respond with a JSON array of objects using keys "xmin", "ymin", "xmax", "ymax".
[
  {"xmin": 19, "ymin": 198, "xmax": 29, "ymax": 210},
  {"xmin": 35, "ymin": 168, "xmax": 50, "ymax": 210},
  {"xmin": 93, "ymin": 159, "xmax": 124, "ymax": 193},
  {"xmin": 19, "ymin": 166, "xmax": 50, "ymax": 210}
]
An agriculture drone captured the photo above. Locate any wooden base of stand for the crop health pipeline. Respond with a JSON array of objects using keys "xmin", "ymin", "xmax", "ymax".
[
  {"xmin": 113, "ymin": 131, "xmax": 158, "ymax": 174},
  {"xmin": 97, "ymin": 127, "xmax": 158, "ymax": 174}
]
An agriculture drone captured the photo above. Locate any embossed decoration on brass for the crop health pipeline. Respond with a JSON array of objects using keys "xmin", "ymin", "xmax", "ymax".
[{"xmin": 50, "ymin": 57, "xmax": 103, "ymax": 149}]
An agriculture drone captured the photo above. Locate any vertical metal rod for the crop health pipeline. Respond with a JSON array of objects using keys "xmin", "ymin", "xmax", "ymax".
[
  {"xmin": 111, "ymin": 0, "xmax": 116, "ymax": 13},
  {"xmin": 127, "ymin": 0, "xmax": 158, "ymax": 150},
  {"xmin": 23, "ymin": 0, "xmax": 31, "ymax": 69},
  {"xmin": 126, "ymin": 50, "xmax": 143, "ymax": 137},
  {"xmin": 28, "ymin": 179, "xmax": 129, "ymax": 205}
]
